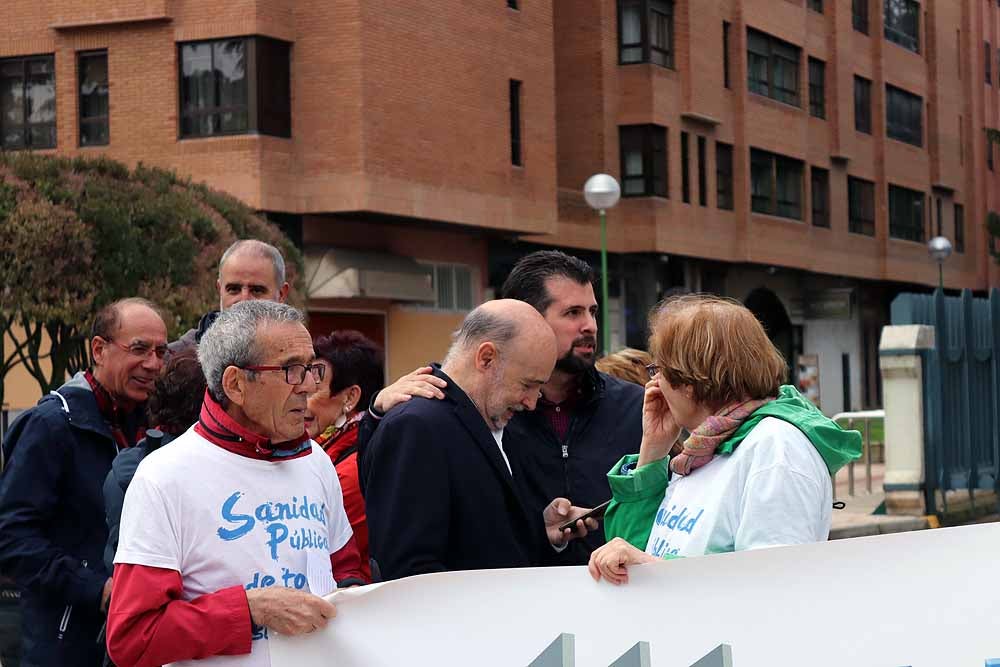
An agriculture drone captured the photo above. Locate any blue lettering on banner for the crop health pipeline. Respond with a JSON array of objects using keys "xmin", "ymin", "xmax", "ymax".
[
  {"xmin": 217, "ymin": 492, "xmax": 255, "ymax": 541},
  {"xmin": 654, "ymin": 504, "xmax": 704, "ymax": 535},
  {"xmin": 245, "ymin": 567, "xmax": 310, "ymax": 641},
  {"xmin": 217, "ymin": 491, "xmax": 331, "ymax": 560}
]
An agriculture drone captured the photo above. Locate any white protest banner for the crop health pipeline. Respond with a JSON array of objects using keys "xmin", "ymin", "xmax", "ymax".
[{"xmin": 270, "ymin": 524, "xmax": 1000, "ymax": 667}]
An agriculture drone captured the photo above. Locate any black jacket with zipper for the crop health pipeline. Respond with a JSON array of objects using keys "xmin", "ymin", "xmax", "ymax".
[
  {"xmin": 0, "ymin": 373, "xmax": 143, "ymax": 667},
  {"xmin": 501, "ymin": 368, "xmax": 644, "ymax": 562}
]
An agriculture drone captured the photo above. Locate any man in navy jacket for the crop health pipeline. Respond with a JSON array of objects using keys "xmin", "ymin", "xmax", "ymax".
[
  {"xmin": 0, "ymin": 298, "xmax": 166, "ymax": 667},
  {"xmin": 364, "ymin": 300, "xmax": 595, "ymax": 579}
]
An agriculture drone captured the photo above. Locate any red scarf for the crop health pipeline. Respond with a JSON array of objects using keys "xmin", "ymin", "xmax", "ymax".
[
  {"xmin": 194, "ymin": 389, "xmax": 313, "ymax": 461},
  {"xmin": 84, "ymin": 370, "xmax": 144, "ymax": 449},
  {"xmin": 315, "ymin": 415, "xmax": 361, "ymax": 464}
]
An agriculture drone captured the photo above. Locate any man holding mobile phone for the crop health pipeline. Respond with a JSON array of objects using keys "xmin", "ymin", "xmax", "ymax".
[{"xmin": 364, "ymin": 300, "xmax": 597, "ymax": 580}]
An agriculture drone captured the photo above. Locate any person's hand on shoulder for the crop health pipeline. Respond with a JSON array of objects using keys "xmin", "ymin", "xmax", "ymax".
[
  {"xmin": 587, "ymin": 537, "xmax": 658, "ymax": 585},
  {"xmin": 373, "ymin": 366, "xmax": 447, "ymax": 414},
  {"xmin": 543, "ymin": 498, "xmax": 599, "ymax": 547},
  {"xmin": 246, "ymin": 587, "xmax": 337, "ymax": 636},
  {"xmin": 638, "ymin": 378, "xmax": 681, "ymax": 467}
]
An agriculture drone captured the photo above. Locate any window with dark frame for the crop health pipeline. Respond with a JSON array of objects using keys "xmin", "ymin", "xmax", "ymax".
[
  {"xmin": 811, "ymin": 167, "xmax": 830, "ymax": 228},
  {"xmin": 808, "ymin": 0, "xmax": 823, "ymax": 13},
  {"xmin": 750, "ymin": 148, "xmax": 804, "ymax": 220},
  {"xmin": 507, "ymin": 0, "xmax": 518, "ymax": 9},
  {"xmin": 723, "ymin": 22, "xmax": 731, "ymax": 89},
  {"xmin": 618, "ymin": 0, "xmax": 674, "ymax": 69},
  {"xmin": 178, "ymin": 36, "xmax": 291, "ymax": 139},
  {"xmin": 747, "ymin": 28, "xmax": 801, "ymax": 107},
  {"xmin": 848, "ymin": 176, "xmax": 876, "ymax": 236},
  {"xmin": 808, "ymin": 58, "xmax": 825, "ymax": 119},
  {"xmin": 853, "ymin": 0, "xmax": 869, "ymax": 34},
  {"xmin": 883, "ymin": 0, "xmax": 920, "ymax": 53},
  {"xmin": 0, "ymin": 54, "xmax": 56, "ymax": 150},
  {"xmin": 681, "ymin": 131, "xmax": 690, "ymax": 203},
  {"xmin": 955, "ymin": 203, "xmax": 965, "ymax": 253},
  {"xmin": 78, "ymin": 50, "xmax": 109, "ymax": 147},
  {"xmin": 885, "ymin": 84, "xmax": 922, "ymax": 147},
  {"xmin": 854, "ymin": 76, "xmax": 872, "ymax": 134},
  {"xmin": 697, "ymin": 136, "xmax": 707, "ymax": 206},
  {"xmin": 716, "ymin": 142, "xmax": 734, "ymax": 210},
  {"xmin": 510, "ymin": 79, "xmax": 522, "ymax": 166},
  {"xmin": 888, "ymin": 184, "xmax": 926, "ymax": 243},
  {"xmin": 934, "ymin": 197, "xmax": 942, "ymax": 236},
  {"xmin": 987, "ymin": 42, "xmax": 993, "ymax": 85},
  {"xmin": 619, "ymin": 124, "xmax": 668, "ymax": 198}
]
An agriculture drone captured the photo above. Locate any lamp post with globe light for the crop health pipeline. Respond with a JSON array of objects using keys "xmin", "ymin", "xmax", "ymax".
[
  {"xmin": 927, "ymin": 236, "xmax": 953, "ymax": 292},
  {"xmin": 583, "ymin": 174, "xmax": 621, "ymax": 357}
]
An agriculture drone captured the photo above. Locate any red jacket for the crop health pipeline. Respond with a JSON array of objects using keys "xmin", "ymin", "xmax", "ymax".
[{"xmin": 319, "ymin": 421, "xmax": 371, "ymax": 582}]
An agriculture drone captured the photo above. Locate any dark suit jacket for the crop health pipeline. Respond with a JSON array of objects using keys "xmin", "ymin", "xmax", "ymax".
[{"xmin": 363, "ymin": 368, "xmax": 554, "ymax": 580}]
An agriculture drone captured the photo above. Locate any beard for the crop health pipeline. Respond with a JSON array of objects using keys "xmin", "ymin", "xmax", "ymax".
[{"xmin": 554, "ymin": 335, "xmax": 597, "ymax": 375}]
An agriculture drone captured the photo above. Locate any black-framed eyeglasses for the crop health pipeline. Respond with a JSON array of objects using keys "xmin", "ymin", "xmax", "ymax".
[
  {"xmin": 106, "ymin": 339, "xmax": 169, "ymax": 361},
  {"xmin": 645, "ymin": 363, "xmax": 661, "ymax": 379},
  {"xmin": 243, "ymin": 363, "xmax": 325, "ymax": 385}
]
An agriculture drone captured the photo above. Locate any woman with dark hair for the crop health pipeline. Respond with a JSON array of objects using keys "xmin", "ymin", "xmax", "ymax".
[
  {"xmin": 588, "ymin": 295, "xmax": 861, "ymax": 584},
  {"xmin": 305, "ymin": 330, "xmax": 385, "ymax": 583}
]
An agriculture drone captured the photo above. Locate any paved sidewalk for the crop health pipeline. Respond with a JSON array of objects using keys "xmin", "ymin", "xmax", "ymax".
[{"xmin": 829, "ymin": 463, "xmax": 930, "ymax": 539}]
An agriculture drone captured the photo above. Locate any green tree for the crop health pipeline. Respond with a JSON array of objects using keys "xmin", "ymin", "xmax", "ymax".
[{"xmin": 0, "ymin": 153, "xmax": 303, "ymax": 408}]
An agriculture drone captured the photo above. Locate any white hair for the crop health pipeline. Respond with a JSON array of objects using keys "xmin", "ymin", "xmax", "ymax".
[
  {"xmin": 198, "ymin": 300, "xmax": 304, "ymax": 402},
  {"xmin": 218, "ymin": 239, "xmax": 286, "ymax": 287}
]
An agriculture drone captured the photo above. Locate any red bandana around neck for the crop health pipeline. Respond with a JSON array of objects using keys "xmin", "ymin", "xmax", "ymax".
[
  {"xmin": 84, "ymin": 370, "xmax": 143, "ymax": 450},
  {"xmin": 194, "ymin": 389, "xmax": 312, "ymax": 461}
]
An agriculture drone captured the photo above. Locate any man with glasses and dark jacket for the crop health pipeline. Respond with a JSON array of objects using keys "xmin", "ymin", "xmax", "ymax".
[{"xmin": 0, "ymin": 298, "xmax": 167, "ymax": 667}]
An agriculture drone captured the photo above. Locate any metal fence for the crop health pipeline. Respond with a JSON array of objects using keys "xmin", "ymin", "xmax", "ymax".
[
  {"xmin": 890, "ymin": 288, "xmax": 1000, "ymax": 514},
  {"xmin": 831, "ymin": 409, "xmax": 883, "ymax": 498}
]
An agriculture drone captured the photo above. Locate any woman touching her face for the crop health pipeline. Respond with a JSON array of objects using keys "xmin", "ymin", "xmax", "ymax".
[{"xmin": 588, "ymin": 295, "xmax": 862, "ymax": 585}]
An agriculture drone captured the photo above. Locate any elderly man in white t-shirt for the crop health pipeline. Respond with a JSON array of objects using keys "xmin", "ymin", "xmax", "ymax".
[{"xmin": 107, "ymin": 301, "xmax": 363, "ymax": 667}]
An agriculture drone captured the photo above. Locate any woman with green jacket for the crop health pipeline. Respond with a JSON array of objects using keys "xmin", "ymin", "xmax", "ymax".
[{"xmin": 588, "ymin": 295, "xmax": 862, "ymax": 585}]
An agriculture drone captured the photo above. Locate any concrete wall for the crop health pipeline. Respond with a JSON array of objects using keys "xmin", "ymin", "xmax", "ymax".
[{"xmin": 803, "ymin": 314, "xmax": 864, "ymax": 416}]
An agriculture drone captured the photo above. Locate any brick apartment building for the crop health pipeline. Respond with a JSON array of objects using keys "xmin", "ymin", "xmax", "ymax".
[{"xmin": 1, "ymin": 0, "xmax": 999, "ymax": 416}]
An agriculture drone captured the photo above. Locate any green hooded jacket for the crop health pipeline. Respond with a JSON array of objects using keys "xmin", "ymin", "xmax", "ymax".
[{"xmin": 603, "ymin": 384, "xmax": 862, "ymax": 553}]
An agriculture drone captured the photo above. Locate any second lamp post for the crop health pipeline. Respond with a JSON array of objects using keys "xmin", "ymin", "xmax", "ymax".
[{"xmin": 583, "ymin": 174, "xmax": 621, "ymax": 357}]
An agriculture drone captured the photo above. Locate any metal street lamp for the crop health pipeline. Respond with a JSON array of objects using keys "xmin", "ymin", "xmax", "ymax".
[
  {"xmin": 583, "ymin": 174, "xmax": 621, "ymax": 357},
  {"xmin": 927, "ymin": 236, "xmax": 953, "ymax": 292}
]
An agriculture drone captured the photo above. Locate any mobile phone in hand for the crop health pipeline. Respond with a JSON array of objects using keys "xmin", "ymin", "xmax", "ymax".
[{"xmin": 558, "ymin": 500, "xmax": 612, "ymax": 532}]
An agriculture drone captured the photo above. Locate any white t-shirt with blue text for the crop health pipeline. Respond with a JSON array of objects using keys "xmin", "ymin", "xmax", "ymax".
[
  {"xmin": 645, "ymin": 417, "xmax": 832, "ymax": 558},
  {"xmin": 115, "ymin": 428, "xmax": 354, "ymax": 667}
]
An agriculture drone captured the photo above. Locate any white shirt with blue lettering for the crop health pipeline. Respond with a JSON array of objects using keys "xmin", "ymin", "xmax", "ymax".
[
  {"xmin": 115, "ymin": 428, "xmax": 354, "ymax": 667},
  {"xmin": 645, "ymin": 417, "xmax": 832, "ymax": 558}
]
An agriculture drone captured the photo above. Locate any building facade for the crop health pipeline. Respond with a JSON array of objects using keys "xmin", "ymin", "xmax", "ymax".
[
  {"xmin": 542, "ymin": 0, "xmax": 1000, "ymax": 415},
  {"xmin": 1, "ymin": 0, "xmax": 998, "ymax": 415}
]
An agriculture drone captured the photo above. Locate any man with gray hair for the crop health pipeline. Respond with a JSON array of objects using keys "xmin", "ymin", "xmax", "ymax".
[
  {"xmin": 364, "ymin": 299, "xmax": 597, "ymax": 581},
  {"xmin": 169, "ymin": 239, "xmax": 291, "ymax": 354},
  {"xmin": 107, "ymin": 300, "xmax": 363, "ymax": 667}
]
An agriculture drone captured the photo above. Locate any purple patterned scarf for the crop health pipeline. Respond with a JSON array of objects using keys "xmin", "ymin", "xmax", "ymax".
[{"xmin": 669, "ymin": 397, "xmax": 775, "ymax": 476}]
